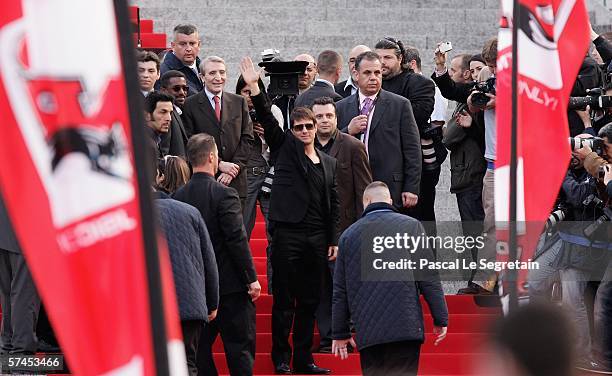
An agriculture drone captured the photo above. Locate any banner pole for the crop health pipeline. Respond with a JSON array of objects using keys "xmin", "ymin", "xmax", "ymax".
[
  {"xmin": 113, "ymin": 0, "xmax": 170, "ymax": 373},
  {"xmin": 508, "ymin": 0, "xmax": 520, "ymax": 312}
]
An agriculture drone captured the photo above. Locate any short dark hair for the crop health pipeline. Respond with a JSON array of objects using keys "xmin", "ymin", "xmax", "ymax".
[
  {"xmin": 354, "ymin": 51, "xmax": 381, "ymax": 72},
  {"xmin": 317, "ymin": 50, "xmax": 342, "ymax": 76},
  {"xmin": 186, "ymin": 133, "xmax": 216, "ymax": 167},
  {"xmin": 375, "ymin": 37, "xmax": 409, "ymax": 70},
  {"xmin": 159, "ymin": 70, "xmax": 186, "ymax": 88},
  {"xmin": 173, "ymin": 24, "xmax": 198, "ymax": 38},
  {"xmin": 482, "ymin": 37, "xmax": 498, "ymax": 64},
  {"xmin": 311, "ymin": 96, "xmax": 337, "ymax": 113},
  {"xmin": 469, "ymin": 53, "xmax": 486, "ymax": 65},
  {"xmin": 137, "ymin": 50, "xmax": 160, "ymax": 72},
  {"xmin": 235, "ymin": 74, "xmax": 266, "ymax": 95},
  {"xmin": 290, "ymin": 107, "xmax": 317, "ymax": 127},
  {"xmin": 403, "ymin": 45, "xmax": 421, "ymax": 70},
  {"xmin": 598, "ymin": 122, "xmax": 612, "ymax": 141},
  {"xmin": 601, "ymin": 31, "xmax": 612, "ymax": 40},
  {"xmin": 452, "ymin": 53, "xmax": 472, "ymax": 72},
  {"xmin": 491, "ymin": 303, "xmax": 574, "ymax": 376},
  {"xmin": 143, "ymin": 91, "xmax": 174, "ymax": 114}
]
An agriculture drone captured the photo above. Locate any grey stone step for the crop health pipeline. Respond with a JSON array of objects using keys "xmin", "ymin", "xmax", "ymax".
[
  {"xmin": 144, "ymin": 7, "xmax": 499, "ymax": 23},
  {"xmin": 136, "ymin": 0, "xmax": 498, "ymax": 9}
]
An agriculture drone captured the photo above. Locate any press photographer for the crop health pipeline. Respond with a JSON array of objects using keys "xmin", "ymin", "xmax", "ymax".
[{"xmin": 546, "ymin": 132, "xmax": 612, "ymax": 373}]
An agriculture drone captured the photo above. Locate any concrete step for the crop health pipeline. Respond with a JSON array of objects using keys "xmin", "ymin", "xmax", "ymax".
[{"xmin": 137, "ymin": 0, "xmax": 499, "ymax": 10}]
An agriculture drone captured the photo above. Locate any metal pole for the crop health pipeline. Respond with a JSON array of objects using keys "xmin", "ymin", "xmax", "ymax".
[
  {"xmin": 508, "ymin": 0, "xmax": 520, "ymax": 312},
  {"xmin": 113, "ymin": 0, "xmax": 170, "ymax": 373}
]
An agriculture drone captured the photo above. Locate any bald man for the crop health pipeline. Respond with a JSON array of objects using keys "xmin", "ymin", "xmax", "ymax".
[
  {"xmin": 295, "ymin": 53, "xmax": 317, "ymax": 93},
  {"xmin": 335, "ymin": 45, "xmax": 371, "ymax": 98},
  {"xmin": 332, "ymin": 181, "xmax": 448, "ymax": 376}
]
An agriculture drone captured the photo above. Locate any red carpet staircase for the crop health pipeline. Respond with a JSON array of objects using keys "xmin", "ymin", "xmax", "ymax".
[
  {"xmin": 129, "ymin": 5, "xmax": 167, "ymax": 52},
  {"xmin": 214, "ymin": 212, "xmax": 502, "ymax": 375}
]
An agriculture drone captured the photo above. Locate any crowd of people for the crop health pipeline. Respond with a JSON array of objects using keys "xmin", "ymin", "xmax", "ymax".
[{"xmin": 1, "ymin": 17, "xmax": 612, "ymax": 376}]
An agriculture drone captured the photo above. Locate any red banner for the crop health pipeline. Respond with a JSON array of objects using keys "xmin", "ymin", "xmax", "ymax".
[
  {"xmin": 495, "ymin": 0, "xmax": 590, "ymax": 288},
  {"xmin": 0, "ymin": 1, "xmax": 184, "ymax": 374}
]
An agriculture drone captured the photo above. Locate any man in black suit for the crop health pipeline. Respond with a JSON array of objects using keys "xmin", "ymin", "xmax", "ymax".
[
  {"xmin": 336, "ymin": 51, "xmax": 421, "ymax": 213},
  {"xmin": 182, "ymin": 56, "xmax": 254, "ymax": 208},
  {"xmin": 374, "ymin": 39, "xmax": 441, "ymax": 232},
  {"xmin": 173, "ymin": 134, "xmax": 261, "ymax": 376},
  {"xmin": 335, "ymin": 45, "xmax": 371, "ymax": 99},
  {"xmin": 240, "ymin": 57, "xmax": 339, "ymax": 375},
  {"xmin": 311, "ymin": 96, "xmax": 372, "ymax": 353},
  {"xmin": 143, "ymin": 91, "xmax": 174, "ymax": 159},
  {"xmin": 159, "ymin": 70, "xmax": 189, "ymax": 157},
  {"xmin": 294, "ymin": 50, "xmax": 343, "ymax": 108},
  {"xmin": 0, "ymin": 194, "xmax": 40, "ymax": 355}
]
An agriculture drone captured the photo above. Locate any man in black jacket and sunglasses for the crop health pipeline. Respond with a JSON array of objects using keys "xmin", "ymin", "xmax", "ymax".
[{"xmin": 239, "ymin": 57, "xmax": 340, "ymax": 375}]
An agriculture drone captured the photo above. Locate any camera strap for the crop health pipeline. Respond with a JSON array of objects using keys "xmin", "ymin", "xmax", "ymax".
[{"xmin": 558, "ymin": 231, "xmax": 612, "ymax": 250}]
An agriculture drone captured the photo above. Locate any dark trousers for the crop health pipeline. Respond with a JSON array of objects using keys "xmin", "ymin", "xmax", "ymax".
[
  {"xmin": 181, "ymin": 320, "xmax": 204, "ymax": 376},
  {"xmin": 455, "ymin": 185, "xmax": 485, "ymax": 282},
  {"xmin": 315, "ymin": 261, "xmax": 334, "ymax": 348},
  {"xmin": 359, "ymin": 340, "xmax": 422, "ymax": 376},
  {"xmin": 271, "ymin": 228, "xmax": 327, "ymax": 367},
  {"xmin": 0, "ymin": 249, "xmax": 40, "ymax": 354},
  {"xmin": 244, "ymin": 170, "xmax": 273, "ymax": 292},
  {"xmin": 197, "ymin": 292, "xmax": 256, "ymax": 376},
  {"xmin": 407, "ymin": 167, "xmax": 441, "ymax": 236}
]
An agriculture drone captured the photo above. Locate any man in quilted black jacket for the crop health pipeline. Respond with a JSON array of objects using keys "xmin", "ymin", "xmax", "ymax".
[{"xmin": 331, "ymin": 181, "xmax": 448, "ymax": 376}]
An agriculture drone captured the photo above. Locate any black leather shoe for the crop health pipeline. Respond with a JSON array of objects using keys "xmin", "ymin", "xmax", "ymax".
[
  {"xmin": 275, "ymin": 362, "xmax": 292, "ymax": 374},
  {"xmin": 293, "ymin": 363, "xmax": 331, "ymax": 374},
  {"xmin": 457, "ymin": 282, "xmax": 493, "ymax": 295}
]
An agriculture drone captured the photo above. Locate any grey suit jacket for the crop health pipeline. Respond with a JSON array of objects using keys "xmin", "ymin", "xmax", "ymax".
[
  {"xmin": 181, "ymin": 91, "xmax": 254, "ymax": 198},
  {"xmin": 335, "ymin": 89, "xmax": 421, "ymax": 207},
  {"xmin": 294, "ymin": 80, "xmax": 342, "ymax": 108}
]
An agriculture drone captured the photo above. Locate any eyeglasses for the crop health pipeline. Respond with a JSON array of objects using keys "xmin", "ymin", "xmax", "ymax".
[
  {"xmin": 170, "ymin": 85, "xmax": 189, "ymax": 92},
  {"xmin": 292, "ymin": 123, "xmax": 315, "ymax": 131}
]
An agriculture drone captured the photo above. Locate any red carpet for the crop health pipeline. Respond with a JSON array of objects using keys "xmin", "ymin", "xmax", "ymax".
[{"xmin": 213, "ymin": 209, "xmax": 503, "ymax": 375}]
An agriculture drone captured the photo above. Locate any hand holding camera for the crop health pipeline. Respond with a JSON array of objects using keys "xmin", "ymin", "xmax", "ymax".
[{"xmin": 434, "ymin": 41, "xmax": 452, "ymax": 71}]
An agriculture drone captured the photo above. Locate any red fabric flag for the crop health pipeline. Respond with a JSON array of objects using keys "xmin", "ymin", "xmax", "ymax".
[
  {"xmin": 0, "ymin": 1, "xmax": 185, "ymax": 374},
  {"xmin": 495, "ymin": 0, "xmax": 590, "ymax": 289}
]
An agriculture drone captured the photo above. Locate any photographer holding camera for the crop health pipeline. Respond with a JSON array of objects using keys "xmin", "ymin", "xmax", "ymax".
[{"xmin": 562, "ymin": 127, "xmax": 612, "ymax": 372}]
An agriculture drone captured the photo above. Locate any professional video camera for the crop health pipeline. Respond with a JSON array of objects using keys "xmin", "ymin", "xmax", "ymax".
[
  {"xmin": 568, "ymin": 136, "xmax": 606, "ymax": 156},
  {"xmin": 257, "ymin": 49, "xmax": 308, "ymax": 97},
  {"xmin": 471, "ymin": 77, "xmax": 496, "ymax": 108},
  {"xmin": 568, "ymin": 88, "xmax": 612, "ymax": 110},
  {"xmin": 582, "ymin": 194, "xmax": 612, "ymax": 239}
]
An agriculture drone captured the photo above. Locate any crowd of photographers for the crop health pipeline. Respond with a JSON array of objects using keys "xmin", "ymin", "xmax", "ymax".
[
  {"xmin": 526, "ymin": 26, "xmax": 612, "ymax": 374},
  {"xmin": 2, "ymin": 17, "xmax": 612, "ymax": 375}
]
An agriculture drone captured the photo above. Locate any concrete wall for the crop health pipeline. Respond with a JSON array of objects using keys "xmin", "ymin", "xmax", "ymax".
[{"xmin": 131, "ymin": 0, "xmax": 612, "ymax": 224}]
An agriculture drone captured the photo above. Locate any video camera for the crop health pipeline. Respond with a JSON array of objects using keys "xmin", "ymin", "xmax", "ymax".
[
  {"xmin": 471, "ymin": 77, "xmax": 496, "ymax": 109},
  {"xmin": 568, "ymin": 88, "xmax": 612, "ymax": 110},
  {"xmin": 258, "ymin": 49, "xmax": 308, "ymax": 97}
]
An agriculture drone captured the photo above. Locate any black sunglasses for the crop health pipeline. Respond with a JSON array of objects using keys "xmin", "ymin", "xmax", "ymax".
[{"xmin": 292, "ymin": 123, "xmax": 315, "ymax": 131}]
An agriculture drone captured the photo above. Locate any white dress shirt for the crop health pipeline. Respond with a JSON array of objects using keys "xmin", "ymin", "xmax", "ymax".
[{"xmin": 204, "ymin": 87, "xmax": 223, "ymax": 110}]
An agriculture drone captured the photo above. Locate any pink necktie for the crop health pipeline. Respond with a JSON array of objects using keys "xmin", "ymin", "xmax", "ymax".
[{"xmin": 214, "ymin": 95, "xmax": 221, "ymax": 122}]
